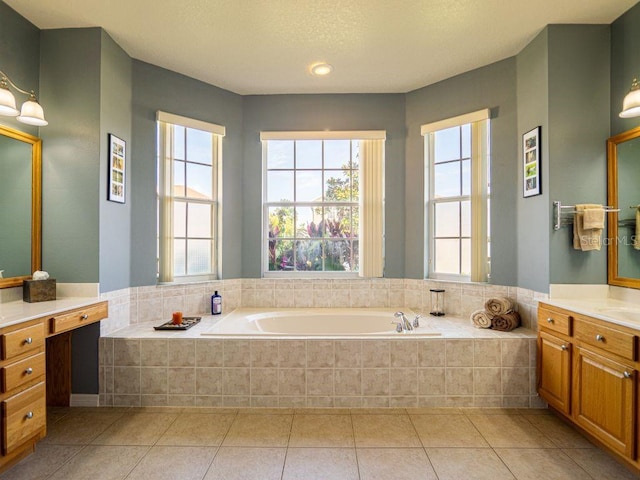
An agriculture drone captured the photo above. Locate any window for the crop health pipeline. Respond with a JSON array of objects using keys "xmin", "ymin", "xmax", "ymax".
[
  {"xmin": 422, "ymin": 110, "xmax": 490, "ymax": 282},
  {"xmin": 261, "ymin": 131, "xmax": 385, "ymax": 276},
  {"xmin": 157, "ymin": 112, "xmax": 224, "ymax": 282}
]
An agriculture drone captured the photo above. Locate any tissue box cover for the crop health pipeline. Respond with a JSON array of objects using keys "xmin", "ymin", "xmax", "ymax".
[{"xmin": 23, "ymin": 279, "xmax": 56, "ymax": 303}]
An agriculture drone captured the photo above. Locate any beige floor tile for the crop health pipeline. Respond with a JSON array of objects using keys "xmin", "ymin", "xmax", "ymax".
[
  {"xmin": 0, "ymin": 444, "xmax": 82, "ymax": 480},
  {"xmin": 351, "ymin": 408, "xmax": 407, "ymax": 415},
  {"xmin": 411, "ymin": 414, "xmax": 488, "ymax": 447},
  {"xmin": 357, "ymin": 447, "xmax": 438, "ymax": 480},
  {"xmin": 156, "ymin": 413, "xmax": 236, "ymax": 446},
  {"xmin": 222, "ymin": 414, "xmax": 292, "ymax": 447},
  {"xmin": 91, "ymin": 412, "xmax": 178, "ymax": 445},
  {"xmin": 352, "ymin": 414, "xmax": 421, "ymax": 447},
  {"xmin": 203, "ymin": 447, "xmax": 286, "ymax": 480},
  {"xmin": 426, "ymin": 447, "xmax": 515, "ymax": 480},
  {"xmin": 47, "ymin": 445, "xmax": 148, "ymax": 480},
  {"xmin": 289, "ymin": 414, "xmax": 354, "ymax": 447},
  {"xmin": 523, "ymin": 414, "xmax": 594, "ymax": 449},
  {"xmin": 495, "ymin": 448, "xmax": 591, "ymax": 480},
  {"xmin": 282, "ymin": 448, "xmax": 359, "ymax": 480},
  {"xmin": 42, "ymin": 411, "xmax": 124, "ymax": 445},
  {"xmin": 125, "ymin": 445, "xmax": 216, "ymax": 480},
  {"xmin": 468, "ymin": 414, "xmax": 556, "ymax": 448},
  {"xmin": 294, "ymin": 408, "xmax": 351, "ymax": 414},
  {"xmin": 563, "ymin": 448, "xmax": 639, "ymax": 480},
  {"xmin": 405, "ymin": 407, "xmax": 463, "ymax": 415},
  {"xmin": 462, "ymin": 408, "xmax": 523, "ymax": 415}
]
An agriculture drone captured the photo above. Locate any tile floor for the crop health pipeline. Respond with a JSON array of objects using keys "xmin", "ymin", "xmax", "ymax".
[{"xmin": 0, "ymin": 407, "xmax": 637, "ymax": 480}]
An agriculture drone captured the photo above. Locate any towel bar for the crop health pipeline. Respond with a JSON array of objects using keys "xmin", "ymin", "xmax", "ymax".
[{"xmin": 553, "ymin": 200, "xmax": 619, "ymax": 230}]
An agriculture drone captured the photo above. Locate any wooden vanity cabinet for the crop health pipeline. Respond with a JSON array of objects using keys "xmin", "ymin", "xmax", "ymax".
[
  {"xmin": 537, "ymin": 305, "xmax": 573, "ymax": 415},
  {"xmin": 537, "ymin": 303, "xmax": 640, "ymax": 474},
  {"xmin": 0, "ymin": 301, "xmax": 108, "ymax": 473}
]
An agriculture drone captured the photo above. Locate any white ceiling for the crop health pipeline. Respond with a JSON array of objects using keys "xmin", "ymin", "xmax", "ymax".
[{"xmin": 6, "ymin": 0, "xmax": 638, "ymax": 95}]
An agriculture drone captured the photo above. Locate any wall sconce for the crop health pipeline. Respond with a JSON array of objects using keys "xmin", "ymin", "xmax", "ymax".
[
  {"xmin": 0, "ymin": 69, "xmax": 47, "ymax": 126},
  {"xmin": 619, "ymin": 78, "xmax": 640, "ymax": 118}
]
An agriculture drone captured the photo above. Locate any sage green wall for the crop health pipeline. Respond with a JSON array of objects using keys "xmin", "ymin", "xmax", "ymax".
[
  {"xmin": 612, "ymin": 1, "xmax": 640, "ymax": 136},
  {"xmin": 516, "ymin": 29, "xmax": 550, "ymax": 293},
  {"xmin": 130, "ymin": 60, "xmax": 244, "ymax": 285},
  {"xmin": 98, "ymin": 31, "xmax": 133, "ymax": 293},
  {"xmin": 405, "ymin": 58, "xmax": 518, "ymax": 285},
  {"xmin": 40, "ymin": 28, "xmax": 102, "ymax": 283},
  {"xmin": 547, "ymin": 25, "xmax": 610, "ymax": 286},
  {"xmin": 0, "ymin": 1, "xmax": 39, "ymax": 137},
  {"xmin": 241, "ymin": 94, "xmax": 406, "ymax": 278}
]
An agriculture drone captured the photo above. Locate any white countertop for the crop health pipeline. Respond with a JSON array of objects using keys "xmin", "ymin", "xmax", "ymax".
[
  {"xmin": 542, "ymin": 297, "xmax": 640, "ymax": 330},
  {"xmin": 0, "ymin": 297, "xmax": 104, "ymax": 329}
]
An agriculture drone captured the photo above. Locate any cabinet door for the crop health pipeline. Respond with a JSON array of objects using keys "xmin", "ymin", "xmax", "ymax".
[
  {"xmin": 538, "ymin": 331, "xmax": 571, "ymax": 415},
  {"xmin": 573, "ymin": 346, "xmax": 636, "ymax": 457}
]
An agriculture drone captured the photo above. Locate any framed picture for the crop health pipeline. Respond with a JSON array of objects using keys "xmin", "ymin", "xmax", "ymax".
[
  {"xmin": 108, "ymin": 134, "xmax": 126, "ymax": 203},
  {"xmin": 523, "ymin": 126, "xmax": 541, "ymax": 197}
]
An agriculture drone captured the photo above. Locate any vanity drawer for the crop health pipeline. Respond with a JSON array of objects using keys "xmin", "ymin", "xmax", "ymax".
[
  {"xmin": 538, "ymin": 305, "xmax": 572, "ymax": 336},
  {"xmin": 2, "ymin": 382, "xmax": 46, "ymax": 454},
  {"xmin": 1, "ymin": 323, "xmax": 45, "ymax": 361},
  {"xmin": 1, "ymin": 353, "xmax": 45, "ymax": 393},
  {"xmin": 49, "ymin": 302, "xmax": 108, "ymax": 335},
  {"xmin": 573, "ymin": 318, "xmax": 637, "ymax": 361}
]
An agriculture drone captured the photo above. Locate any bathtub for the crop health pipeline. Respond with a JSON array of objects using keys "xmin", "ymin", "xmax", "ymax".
[{"xmin": 202, "ymin": 308, "xmax": 441, "ymax": 337}]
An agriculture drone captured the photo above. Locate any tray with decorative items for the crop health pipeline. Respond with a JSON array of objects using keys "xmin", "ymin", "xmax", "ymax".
[{"xmin": 154, "ymin": 312, "xmax": 201, "ymax": 331}]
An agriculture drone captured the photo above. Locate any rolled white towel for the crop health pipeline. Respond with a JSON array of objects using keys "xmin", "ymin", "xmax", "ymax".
[
  {"xmin": 484, "ymin": 297, "xmax": 514, "ymax": 316},
  {"xmin": 470, "ymin": 309, "xmax": 493, "ymax": 329}
]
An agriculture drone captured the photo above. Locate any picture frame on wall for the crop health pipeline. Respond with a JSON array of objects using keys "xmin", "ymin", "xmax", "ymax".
[
  {"xmin": 108, "ymin": 134, "xmax": 126, "ymax": 203},
  {"xmin": 523, "ymin": 126, "xmax": 541, "ymax": 197}
]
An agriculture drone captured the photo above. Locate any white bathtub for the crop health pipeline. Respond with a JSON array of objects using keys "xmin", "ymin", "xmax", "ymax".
[{"xmin": 202, "ymin": 308, "xmax": 441, "ymax": 337}]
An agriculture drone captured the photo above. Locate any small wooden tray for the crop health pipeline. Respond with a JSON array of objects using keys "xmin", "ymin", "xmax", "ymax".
[{"xmin": 154, "ymin": 316, "xmax": 201, "ymax": 331}]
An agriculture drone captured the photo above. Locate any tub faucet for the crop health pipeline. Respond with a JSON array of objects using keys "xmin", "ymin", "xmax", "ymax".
[{"xmin": 393, "ymin": 311, "xmax": 413, "ymax": 332}]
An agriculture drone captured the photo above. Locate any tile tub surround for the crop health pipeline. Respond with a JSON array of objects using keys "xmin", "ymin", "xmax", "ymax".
[
  {"xmin": 99, "ymin": 320, "xmax": 540, "ymax": 408},
  {"xmin": 98, "ymin": 278, "xmax": 547, "ymax": 335}
]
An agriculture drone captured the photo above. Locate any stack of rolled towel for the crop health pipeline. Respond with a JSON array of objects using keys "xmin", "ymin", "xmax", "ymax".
[{"xmin": 470, "ymin": 297, "xmax": 521, "ymax": 332}]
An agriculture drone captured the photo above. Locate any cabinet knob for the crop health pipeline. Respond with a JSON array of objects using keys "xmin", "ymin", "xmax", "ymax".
[
  {"xmin": 81, "ymin": 314, "xmax": 89, "ymax": 320},
  {"xmin": 24, "ymin": 367, "xmax": 33, "ymax": 375},
  {"xmin": 24, "ymin": 337, "xmax": 32, "ymax": 345},
  {"xmin": 595, "ymin": 334, "xmax": 604, "ymax": 342},
  {"xmin": 25, "ymin": 411, "xmax": 33, "ymax": 420},
  {"xmin": 624, "ymin": 371, "xmax": 633, "ymax": 379},
  {"xmin": 561, "ymin": 344, "xmax": 568, "ymax": 351},
  {"xmin": 547, "ymin": 318, "xmax": 554, "ymax": 323}
]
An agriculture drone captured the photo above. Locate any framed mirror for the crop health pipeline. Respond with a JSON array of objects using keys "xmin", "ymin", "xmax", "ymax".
[
  {"xmin": 0, "ymin": 125, "xmax": 41, "ymax": 289},
  {"xmin": 607, "ymin": 125, "xmax": 640, "ymax": 289}
]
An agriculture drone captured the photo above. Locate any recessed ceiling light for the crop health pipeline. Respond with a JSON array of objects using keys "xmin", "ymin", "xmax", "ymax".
[{"xmin": 310, "ymin": 63, "xmax": 333, "ymax": 76}]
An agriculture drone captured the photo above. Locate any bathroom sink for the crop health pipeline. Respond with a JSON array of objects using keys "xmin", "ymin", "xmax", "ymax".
[{"xmin": 596, "ymin": 307, "xmax": 640, "ymax": 323}]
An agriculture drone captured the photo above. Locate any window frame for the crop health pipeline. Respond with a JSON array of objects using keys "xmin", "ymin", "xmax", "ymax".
[
  {"xmin": 422, "ymin": 110, "xmax": 490, "ymax": 282},
  {"xmin": 156, "ymin": 111, "xmax": 225, "ymax": 284},
  {"xmin": 260, "ymin": 130, "xmax": 385, "ymax": 278}
]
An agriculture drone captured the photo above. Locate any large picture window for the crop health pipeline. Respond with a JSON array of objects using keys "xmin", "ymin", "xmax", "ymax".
[
  {"xmin": 261, "ymin": 131, "xmax": 385, "ymax": 277},
  {"xmin": 157, "ymin": 112, "xmax": 224, "ymax": 282}
]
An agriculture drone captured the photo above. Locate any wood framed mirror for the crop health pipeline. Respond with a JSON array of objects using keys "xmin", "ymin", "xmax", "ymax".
[
  {"xmin": 607, "ymin": 125, "xmax": 640, "ymax": 289},
  {"xmin": 0, "ymin": 125, "xmax": 41, "ymax": 289}
]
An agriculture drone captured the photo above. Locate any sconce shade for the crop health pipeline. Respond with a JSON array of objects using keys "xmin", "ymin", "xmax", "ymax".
[
  {"xmin": 620, "ymin": 78, "xmax": 640, "ymax": 118},
  {"xmin": 17, "ymin": 99, "xmax": 48, "ymax": 126},
  {"xmin": 0, "ymin": 85, "xmax": 19, "ymax": 116}
]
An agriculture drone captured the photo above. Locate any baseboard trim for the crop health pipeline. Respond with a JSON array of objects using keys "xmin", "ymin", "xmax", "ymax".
[{"xmin": 70, "ymin": 394, "xmax": 99, "ymax": 407}]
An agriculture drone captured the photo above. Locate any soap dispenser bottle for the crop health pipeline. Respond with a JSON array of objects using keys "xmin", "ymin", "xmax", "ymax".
[{"xmin": 211, "ymin": 291, "xmax": 222, "ymax": 315}]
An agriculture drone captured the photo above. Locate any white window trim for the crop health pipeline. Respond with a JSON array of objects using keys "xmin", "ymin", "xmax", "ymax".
[
  {"xmin": 422, "ymin": 110, "xmax": 490, "ymax": 282},
  {"xmin": 157, "ymin": 113, "xmax": 224, "ymax": 283},
  {"xmin": 261, "ymin": 131, "xmax": 385, "ymax": 278}
]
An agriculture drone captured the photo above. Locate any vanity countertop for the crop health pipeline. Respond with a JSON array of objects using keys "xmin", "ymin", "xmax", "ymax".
[
  {"xmin": 542, "ymin": 297, "xmax": 640, "ymax": 331},
  {"xmin": 0, "ymin": 297, "xmax": 104, "ymax": 329}
]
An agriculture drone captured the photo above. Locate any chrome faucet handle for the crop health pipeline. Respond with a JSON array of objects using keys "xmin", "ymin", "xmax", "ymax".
[
  {"xmin": 413, "ymin": 314, "xmax": 422, "ymax": 328},
  {"xmin": 391, "ymin": 321, "xmax": 403, "ymax": 333}
]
